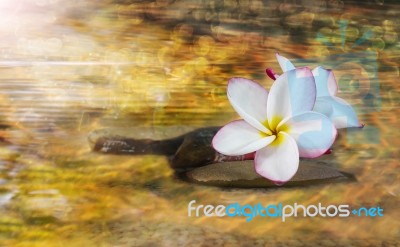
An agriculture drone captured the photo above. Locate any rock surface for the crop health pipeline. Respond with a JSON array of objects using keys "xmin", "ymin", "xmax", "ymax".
[
  {"xmin": 89, "ymin": 126, "xmax": 355, "ymax": 187},
  {"xmin": 170, "ymin": 126, "xmax": 220, "ymax": 170},
  {"xmin": 184, "ymin": 160, "xmax": 354, "ymax": 188},
  {"xmin": 88, "ymin": 126, "xmax": 193, "ymax": 156},
  {"xmin": 90, "ymin": 126, "xmax": 250, "ymax": 169}
]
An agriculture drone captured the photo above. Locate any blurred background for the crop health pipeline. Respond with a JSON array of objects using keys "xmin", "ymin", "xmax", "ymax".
[{"xmin": 0, "ymin": 0, "xmax": 398, "ymax": 246}]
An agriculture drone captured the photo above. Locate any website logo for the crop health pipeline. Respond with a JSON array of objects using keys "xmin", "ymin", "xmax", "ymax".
[{"xmin": 188, "ymin": 200, "xmax": 384, "ymax": 222}]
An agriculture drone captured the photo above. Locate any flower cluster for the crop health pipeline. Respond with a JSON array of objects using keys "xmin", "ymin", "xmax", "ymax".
[{"xmin": 212, "ymin": 54, "xmax": 362, "ymax": 184}]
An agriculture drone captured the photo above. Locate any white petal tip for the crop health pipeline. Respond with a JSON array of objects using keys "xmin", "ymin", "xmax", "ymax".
[{"xmin": 255, "ymin": 164, "xmax": 295, "ymax": 184}]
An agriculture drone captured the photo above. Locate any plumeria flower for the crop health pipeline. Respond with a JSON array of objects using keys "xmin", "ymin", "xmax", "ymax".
[
  {"xmin": 212, "ymin": 68, "xmax": 337, "ymax": 183},
  {"xmin": 268, "ymin": 53, "xmax": 363, "ymax": 129}
]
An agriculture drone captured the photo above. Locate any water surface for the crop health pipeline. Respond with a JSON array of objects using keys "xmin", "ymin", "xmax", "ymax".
[{"xmin": 0, "ymin": 0, "xmax": 399, "ymax": 246}]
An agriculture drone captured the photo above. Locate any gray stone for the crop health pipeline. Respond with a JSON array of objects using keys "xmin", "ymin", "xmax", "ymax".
[
  {"xmin": 88, "ymin": 126, "xmax": 195, "ymax": 156},
  {"xmin": 89, "ymin": 126, "xmax": 355, "ymax": 187},
  {"xmin": 185, "ymin": 160, "xmax": 354, "ymax": 188}
]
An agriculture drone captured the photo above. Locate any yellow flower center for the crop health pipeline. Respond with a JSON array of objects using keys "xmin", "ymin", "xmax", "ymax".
[{"xmin": 260, "ymin": 116, "xmax": 290, "ymax": 146}]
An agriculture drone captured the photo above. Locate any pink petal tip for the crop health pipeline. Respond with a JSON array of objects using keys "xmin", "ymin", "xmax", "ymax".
[
  {"xmin": 273, "ymin": 181, "xmax": 286, "ymax": 186},
  {"xmin": 265, "ymin": 68, "xmax": 277, "ymax": 80}
]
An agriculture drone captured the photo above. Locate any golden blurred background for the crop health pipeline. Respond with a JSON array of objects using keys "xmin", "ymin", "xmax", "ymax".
[{"xmin": 0, "ymin": 0, "xmax": 399, "ymax": 246}]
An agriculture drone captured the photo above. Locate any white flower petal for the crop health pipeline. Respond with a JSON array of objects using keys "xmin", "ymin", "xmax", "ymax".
[
  {"xmin": 314, "ymin": 96, "xmax": 362, "ymax": 129},
  {"xmin": 312, "ymin": 66, "xmax": 338, "ymax": 97},
  {"xmin": 254, "ymin": 132, "xmax": 299, "ymax": 183},
  {"xmin": 313, "ymin": 98, "xmax": 333, "ymax": 116},
  {"xmin": 284, "ymin": 111, "xmax": 337, "ymax": 158},
  {"xmin": 276, "ymin": 53, "xmax": 296, "ymax": 72},
  {"xmin": 212, "ymin": 120, "xmax": 276, "ymax": 156},
  {"xmin": 227, "ymin": 77, "xmax": 271, "ymax": 133},
  {"xmin": 267, "ymin": 68, "xmax": 316, "ymax": 124}
]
